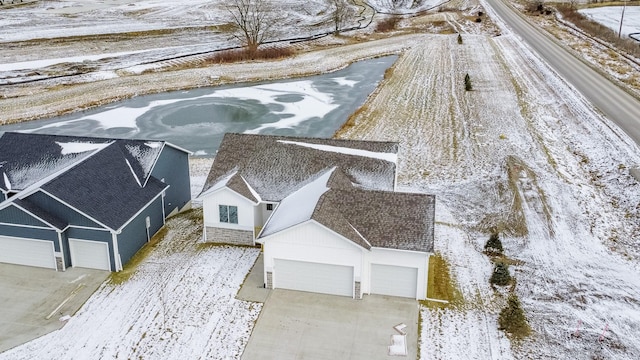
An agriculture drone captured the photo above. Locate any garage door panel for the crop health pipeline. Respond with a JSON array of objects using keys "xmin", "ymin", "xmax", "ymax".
[
  {"xmin": 69, "ymin": 239, "xmax": 110, "ymax": 271},
  {"xmin": 0, "ymin": 236, "xmax": 56, "ymax": 269},
  {"xmin": 371, "ymin": 264, "xmax": 417, "ymax": 298},
  {"xmin": 275, "ymin": 259, "xmax": 353, "ymax": 297}
]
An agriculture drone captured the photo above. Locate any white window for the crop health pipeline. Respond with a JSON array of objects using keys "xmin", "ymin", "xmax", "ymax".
[{"xmin": 219, "ymin": 205, "xmax": 238, "ymax": 224}]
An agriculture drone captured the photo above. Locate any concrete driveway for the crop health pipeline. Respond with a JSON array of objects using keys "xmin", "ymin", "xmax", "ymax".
[
  {"xmin": 241, "ymin": 290, "xmax": 418, "ymax": 360},
  {"xmin": 0, "ymin": 263, "xmax": 109, "ymax": 353}
]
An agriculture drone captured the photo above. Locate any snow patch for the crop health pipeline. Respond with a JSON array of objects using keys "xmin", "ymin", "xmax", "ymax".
[
  {"xmin": 332, "ymin": 77, "xmax": 358, "ymax": 87},
  {"xmin": 277, "ymin": 140, "xmax": 397, "ymax": 163},
  {"xmin": 241, "ymin": 175, "xmax": 262, "ymax": 203},
  {"xmin": 56, "ymin": 141, "xmax": 110, "ymax": 155},
  {"xmin": 124, "ymin": 159, "xmax": 142, "ymax": 187},
  {"xmin": 260, "ymin": 168, "xmax": 335, "ymax": 237},
  {"xmin": 3, "ymin": 172, "xmax": 11, "ymax": 191}
]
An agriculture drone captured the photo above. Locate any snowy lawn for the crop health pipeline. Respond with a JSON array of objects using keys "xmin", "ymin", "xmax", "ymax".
[
  {"xmin": 580, "ymin": 6, "xmax": 640, "ymax": 38},
  {"xmin": 337, "ymin": 33, "xmax": 640, "ymax": 359},
  {"xmin": 0, "ymin": 209, "xmax": 262, "ymax": 359}
]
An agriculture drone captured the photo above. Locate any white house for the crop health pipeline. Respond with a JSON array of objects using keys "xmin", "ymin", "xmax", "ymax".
[{"xmin": 199, "ymin": 133, "xmax": 435, "ymax": 300}]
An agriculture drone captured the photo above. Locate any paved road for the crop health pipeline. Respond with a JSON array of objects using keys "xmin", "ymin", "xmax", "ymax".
[{"xmin": 485, "ymin": 0, "xmax": 640, "ymax": 146}]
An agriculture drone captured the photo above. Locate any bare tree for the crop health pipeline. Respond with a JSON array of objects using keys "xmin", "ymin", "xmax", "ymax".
[
  {"xmin": 227, "ymin": 0, "xmax": 275, "ymax": 52},
  {"xmin": 329, "ymin": 0, "xmax": 358, "ymax": 34}
]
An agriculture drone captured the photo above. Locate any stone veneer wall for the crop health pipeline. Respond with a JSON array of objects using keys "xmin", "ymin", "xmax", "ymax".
[
  {"xmin": 206, "ymin": 226, "xmax": 254, "ymax": 246},
  {"xmin": 266, "ymin": 272, "xmax": 273, "ymax": 289},
  {"xmin": 354, "ymin": 281, "xmax": 362, "ymax": 299}
]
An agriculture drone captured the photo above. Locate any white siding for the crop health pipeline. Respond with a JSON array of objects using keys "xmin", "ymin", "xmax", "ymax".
[
  {"xmin": 202, "ymin": 188, "xmax": 256, "ymax": 232},
  {"xmin": 263, "ymin": 221, "xmax": 364, "ymax": 285},
  {"xmin": 364, "ymin": 248, "xmax": 429, "ymax": 300},
  {"xmin": 0, "ymin": 235, "xmax": 56, "ymax": 269}
]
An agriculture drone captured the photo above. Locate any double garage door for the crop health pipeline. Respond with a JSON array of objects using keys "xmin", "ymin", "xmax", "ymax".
[
  {"xmin": 0, "ymin": 236, "xmax": 110, "ymax": 271},
  {"xmin": 0, "ymin": 235, "xmax": 56, "ymax": 269},
  {"xmin": 274, "ymin": 259, "xmax": 354, "ymax": 297}
]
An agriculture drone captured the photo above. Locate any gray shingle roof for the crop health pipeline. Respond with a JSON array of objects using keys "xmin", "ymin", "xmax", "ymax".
[
  {"xmin": 41, "ymin": 143, "xmax": 168, "ymax": 230},
  {"xmin": 0, "ymin": 132, "xmax": 166, "ymax": 192},
  {"xmin": 13, "ymin": 198, "xmax": 68, "ymax": 231},
  {"xmin": 201, "ymin": 133, "xmax": 398, "ymax": 202},
  {"xmin": 0, "ymin": 132, "xmax": 178, "ymax": 230},
  {"xmin": 312, "ymin": 189, "xmax": 435, "ymax": 252}
]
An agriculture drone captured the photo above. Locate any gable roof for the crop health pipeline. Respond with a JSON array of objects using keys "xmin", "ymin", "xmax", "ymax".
[
  {"xmin": 260, "ymin": 184, "xmax": 435, "ymax": 252},
  {"xmin": 200, "ymin": 133, "xmax": 398, "ymax": 202},
  {"xmin": 313, "ymin": 189, "xmax": 435, "ymax": 252},
  {"xmin": 260, "ymin": 167, "xmax": 335, "ymax": 238},
  {"xmin": 0, "ymin": 132, "xmax": 183, "ymax": 231},
  {"xmin": 40, "ymin": 143, "xmax": 168, "ymax": 230}
]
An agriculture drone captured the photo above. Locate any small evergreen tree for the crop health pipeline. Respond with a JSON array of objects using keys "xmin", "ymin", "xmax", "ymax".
[
  {"xmin": 464, "ymin": 73, "xmax": 472, "ymax": 91},
  {"xmin": 484, "ymin": 232, "xmax": 503, "ymax": 254},
  {"xmin": 457, "ymin": 33, "xmax": 463, "ymax": 44},
  {"xmin": 498, "ymin": 294, "xmax": 531, "ymax": 339},
  {"xmin": 490, "ymin": 262, "xmax": 511, "ymax": 286}
]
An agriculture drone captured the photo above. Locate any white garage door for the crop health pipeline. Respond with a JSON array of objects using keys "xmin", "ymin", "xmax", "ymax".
[
  {"xmin": 0, "ymin": 236, "xmax": 56, "ymax": 269},
  {"xmin": 371, "ymin": 264, "xmax": 418, "ymax": 298},
  {"xmin": 274, "ymin": 259, "xmax": 353, "ymax": 297},
  {"xmin": 69, "ymin": 239, "xmax": 111, "ymax": 271}
]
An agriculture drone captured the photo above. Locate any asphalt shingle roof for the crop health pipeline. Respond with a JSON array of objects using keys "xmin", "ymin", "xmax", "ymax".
[
  {"xmin": 0, "ymin": 132, "xmax": 175, "ymax": 230},
  {"xmin": 13, "ymin": 198, "xmax": 68, "ymax": 231},
  {"xmin": 41, "ymin": 143, "xmax": 168, "ymax": 230},
  {"xmin": 221, "ymin": 133, "xmax": 437, "ymax": 253},
  {"xmin": 312, "ymin": 189, "xmax": 435, "ymax": 252},
  {"xmin": 201, "ymin": 133, "xmax": 398, "ymax": 202}
]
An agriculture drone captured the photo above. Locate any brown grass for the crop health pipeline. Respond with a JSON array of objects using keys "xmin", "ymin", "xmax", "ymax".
[
  {"xmin": 205, "ymin": 47, "xmax": 295, "ymax": 64},
  {"xmin": 375, "ymin": 17, "xmax": 399, "ymax": 33},
  {"xmin": 109, "ymin": 226, "xmax": 168, "ymax": 285},
  {"xmin": 423, "ymin": 253, "xmax": 464, "ymax": 309},
  {"xmin": 558, "ymin": 5, "xmax": 640, "ymax": 58}
]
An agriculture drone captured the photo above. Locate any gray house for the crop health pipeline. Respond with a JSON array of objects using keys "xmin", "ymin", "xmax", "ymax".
[{"xmin": 0, "ymin": 132, "xmax": 191, "ymax": 272}]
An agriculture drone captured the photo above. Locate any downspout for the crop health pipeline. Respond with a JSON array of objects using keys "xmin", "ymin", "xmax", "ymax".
[
  {"xmin": 111, "ymin": 231, "xmax": 123, "ymax": 272},
  {"xmin": 161, "ymin": 191, "xmax": 166, "ymax": 224},
  {"xmin": 57, "ymin": 231, "xmax": 65, "ymax": 271}
]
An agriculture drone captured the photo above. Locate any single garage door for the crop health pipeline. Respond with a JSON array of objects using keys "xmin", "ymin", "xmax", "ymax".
[
  {"xmin": 69, "ymin": 239, "xmax": 111, "ymax": 271},
  {"xmin": 371, "ymin": 264, "xmax": 418, "ymax": 298},
  {"xmin": 274, "ymin": 259, "xmax": 353, "ymax": 297},
  {"xmin": 0, "ymin": 236, "xmax": 56, "ymax": 269}
]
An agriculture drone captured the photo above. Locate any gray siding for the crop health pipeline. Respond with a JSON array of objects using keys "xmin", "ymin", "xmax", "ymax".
[
  {"xmin": 151, "ymin": 146, "xmax": 191, "ymax": 216},
  {"xmin": 0, "ymin": 205, "xmax": 49, "ymax": 228},
  {"xmin": 28, "ymin": 191, "xmax": 104, "ymax": 228},
  {"xmin": 0, "ymin": 224, "xmax": 59, "ymax": 250},
  {"xmin": 64, "ymin": 227, "xmax": 113, "ymax": 271},
  {"xmin": 117, "ymin": 196, "xmax": 164, "ymax": 268}
]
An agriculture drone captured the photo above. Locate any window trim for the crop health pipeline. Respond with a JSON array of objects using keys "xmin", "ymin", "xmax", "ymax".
[{"xmin": 219, "ymin": 204, "xmax": 238, "ymax": 224}]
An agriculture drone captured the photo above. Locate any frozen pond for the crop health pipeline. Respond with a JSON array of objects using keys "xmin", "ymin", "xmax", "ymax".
[{"xmin": 0, "ymin": 56, "xmax": 397, "ymax": 155}]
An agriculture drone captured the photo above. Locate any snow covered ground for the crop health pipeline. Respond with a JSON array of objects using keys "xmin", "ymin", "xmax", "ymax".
[
  {"xmin": 0, "ymin": 208, "xmax": 262, "ymax": 360},
  {"xmin": 336, "ymin": 32, "xmax": 640, "ymax": 359},
  {"xmin": 1, "ymin": 0, "xmax": 640, "ymax": 359},
  {"xmin": 579, "ymin": 6, "xmax": 640, "ymax": 38}
]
